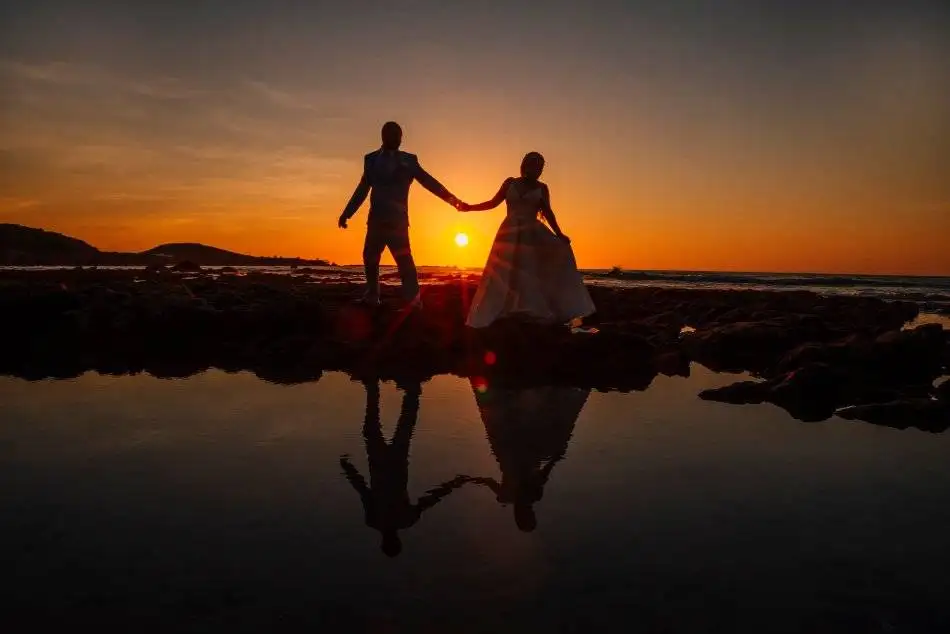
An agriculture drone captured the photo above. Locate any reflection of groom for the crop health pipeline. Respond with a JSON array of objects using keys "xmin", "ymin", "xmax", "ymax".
[
  {"xmin": 338, "ymin": 121, "xmax": 462, "ymax": 307},
  {"xmin": 340, "ymin": 379, "xmax": 468, "ymax": 557}
]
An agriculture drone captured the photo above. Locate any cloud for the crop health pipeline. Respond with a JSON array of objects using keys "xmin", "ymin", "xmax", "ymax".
[
  {"xmin": 0, "ymin": 196, "xmax": 41, "ymax": 214},
  {"xmin": 0, "ymin": 60, "xmax": 109, "ymax": 86},
  {"xmin": 128, "ymin": 77, "xmax": 210, "ymax": 100},
  {"xmin": 0, "ymin": 58, "xmax": 359, "ymax": 216},
  {"xmin": 0, "ymin": 59, "xmax": 208, "ymax": 101},
  {"xmin": 243, "ymin": 78, "xmax": 349, "ymax": 119}
]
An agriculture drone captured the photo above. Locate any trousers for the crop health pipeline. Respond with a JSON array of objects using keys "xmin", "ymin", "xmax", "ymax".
[{"xmin": 362, "ymin": 222, "xmax": 419, "ymax": 301}]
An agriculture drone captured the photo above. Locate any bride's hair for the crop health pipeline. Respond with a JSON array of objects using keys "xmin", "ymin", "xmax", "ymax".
[{"xmin": 520, "ymin": 152, "xmax": 545, "ymax": 178}]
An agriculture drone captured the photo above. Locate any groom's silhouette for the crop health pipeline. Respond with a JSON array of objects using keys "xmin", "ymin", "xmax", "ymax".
[{"xmin": 339, "ymin": 121, "xmax": 461, "ymax": 306}]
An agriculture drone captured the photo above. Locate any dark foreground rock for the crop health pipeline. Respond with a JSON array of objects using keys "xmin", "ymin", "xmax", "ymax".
[
  {"xmin": 936, "ymin": 379, "xmax": 950, "ymax": 402},
  {"xmin": 0, "ymin": 269, "xmax": 945, "ymax": 426}
]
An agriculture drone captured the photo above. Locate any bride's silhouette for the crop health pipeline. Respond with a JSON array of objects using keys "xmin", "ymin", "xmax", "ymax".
[
  {"xmin": 463, "ymin": 380, "xmax": 590, "ymax": 531},
  {"xmin": 459, "ymin": 152, "xmax": 595, "ymax": 328},
  {"xmin": 340, "ymin": 378, "xmax": 468, "ymax": 557}
]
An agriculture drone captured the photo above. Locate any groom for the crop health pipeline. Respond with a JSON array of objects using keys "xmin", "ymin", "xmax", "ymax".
[{"xmin": 338, "ymin": 121, "xmax": 461, "ymax": 307}]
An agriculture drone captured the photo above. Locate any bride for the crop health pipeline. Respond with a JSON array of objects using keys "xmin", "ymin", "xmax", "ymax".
[{"xmin": 459, "ymin": 152, "xmax": 595, "ymax": 329}]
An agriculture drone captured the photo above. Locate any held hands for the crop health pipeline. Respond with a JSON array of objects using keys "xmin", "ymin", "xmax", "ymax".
[
  {"xmin": 447, "ymin": 195, "xmax": 470, "ymax": 212},
  {"xmin": 449, "ymin": 197, "xmax": 473, "ymax": 212}
]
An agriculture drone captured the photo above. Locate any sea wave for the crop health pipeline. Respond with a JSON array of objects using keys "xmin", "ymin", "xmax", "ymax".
[{"xmin": 589, "ymin": 269, "xmax": 950, "ymax": 291}]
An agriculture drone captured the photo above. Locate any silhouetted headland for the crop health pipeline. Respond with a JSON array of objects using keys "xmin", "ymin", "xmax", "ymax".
[
  {"xmin": 0, "ymin": 223, "xmax": 331, "ymax": 267},
  {"xmin": 3, "ymin": 266, "xmax": 948, "ymax": 431}
]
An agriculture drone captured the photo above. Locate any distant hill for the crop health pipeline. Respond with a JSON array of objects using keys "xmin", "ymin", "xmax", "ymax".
[
  {"xmin": 0, "ymin": 224, "xmax": 99, "ymax": 265},
  {"xmin": 141, "ymin": 242, "xmax": 330, "ymax": 267},
  {"xmin": 0, "ymin": 224, "xmax": 330, "ymax": 267}
]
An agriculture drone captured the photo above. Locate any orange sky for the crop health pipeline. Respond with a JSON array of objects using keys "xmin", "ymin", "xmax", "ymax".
[{"xmin": 1, "ymin": 1, "xmax": 948, "ymax": 274}]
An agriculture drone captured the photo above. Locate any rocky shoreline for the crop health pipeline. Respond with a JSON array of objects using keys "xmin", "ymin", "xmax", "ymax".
[{"xmin": 2, "ymin": 268, "xmax": 948, "ymax": 430}]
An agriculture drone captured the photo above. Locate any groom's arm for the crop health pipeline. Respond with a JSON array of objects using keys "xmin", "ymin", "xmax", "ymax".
[
  {"xmin": 412, "ymin": 159, "xmax": 458, "ymax": 206},
  {"xmin": 340, "ymin": 167, "xmax": 371, "ymax": 223},
  {"xmin": 340, "ymin": 456, "xmax": 371, "ymax": 501}
]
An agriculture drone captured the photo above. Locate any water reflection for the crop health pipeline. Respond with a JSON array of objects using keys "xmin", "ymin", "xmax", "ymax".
[
  {"xmin": 339, "ymin": 377, "xmax": 592, "ymax": 553},
  {"xmin": 464, "ymin": 382, "xmax": 590, "ymax": 532},
  {"xmin": 340, "ymin": 378, "xmax": 470, "ymax": 557},
  {"xmin": 4, "ymin": 369, "xmax": 950, "ymax": 629}
]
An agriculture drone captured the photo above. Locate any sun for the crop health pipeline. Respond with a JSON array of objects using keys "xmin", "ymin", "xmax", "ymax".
[{"xmin": 454, "ymin": 232, "xmax": 469, "ymax": 247}]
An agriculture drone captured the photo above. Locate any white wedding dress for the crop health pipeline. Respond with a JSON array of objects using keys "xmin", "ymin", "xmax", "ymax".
[{"xmin": 466, "ymin": 182, "xmax": 596, "ymax": 328}]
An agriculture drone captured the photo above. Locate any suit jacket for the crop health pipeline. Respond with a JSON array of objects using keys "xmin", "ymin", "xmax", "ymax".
[{"xmin": 342, "ymin": 149, "xmax": 453, "ymax": 227}]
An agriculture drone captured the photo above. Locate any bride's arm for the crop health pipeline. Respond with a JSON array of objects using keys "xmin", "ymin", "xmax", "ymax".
[
  {"xmin": 461, "ymin": 178, "xmax": 513, "ymax": 211},
  {"xmin": 539, "ymin": 184, "xmax": 568, "ymax": 240}
]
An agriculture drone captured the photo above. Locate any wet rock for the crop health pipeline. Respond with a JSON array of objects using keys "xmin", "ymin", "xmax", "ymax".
[
  {"xmin": 219, "ymin": 266, "xmax": 238, "ymax": 274},
  {"xmin": 775, "ymin": 335, "xmax": 870, "ymax": 375},
  {"xmin": 682, "ymin": 320, "xmax": 799, "ymax": 372},
  {"xmin": 773, "ymin": 326, "xmax": 945, "ymax": 393},
  {"xmin": 144, "ymin": 263, "xmax": 167, "ymax": 275},
  {"xmin": 146, "ymin": 359, "xmax": 211, "ymax": 379},
  {"xmin": 866, "ymin": 324, "xmax": 945, "ymax": 384},
  {"xmin": 836, "ymin": 399, "xmax": 950, "ymax": 433},
  {"xmin": 935, "ymin": 379, "xmax": 950, "ymax": 402},
  {"xmin": 655, "ymin": 350, "xmax": 691, "ymax": 377}
]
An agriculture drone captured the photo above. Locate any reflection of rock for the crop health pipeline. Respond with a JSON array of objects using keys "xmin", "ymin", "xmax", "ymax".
[
  {"xmin": 836, "ymin": 399, "xmax": 950, "ymax": 433},
  {"xmin": 699, "ymin": 363, "xmax": 847, "ymax": 421},
  {"xmin": 699, "ymin": 380, "xmax": 768, "ymax": 405},
  {"xmin": 701, "ymin": 360, "xmax": 939, "ymax": 424},
  {"xmin": 767, "ymin": 363, "xmax": 849, "ymax": 421}
]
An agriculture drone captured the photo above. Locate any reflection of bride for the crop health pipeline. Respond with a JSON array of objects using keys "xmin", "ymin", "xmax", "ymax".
[{"xmin": 464, "ymin": 380, "xmax": 590, "ymax": 532}]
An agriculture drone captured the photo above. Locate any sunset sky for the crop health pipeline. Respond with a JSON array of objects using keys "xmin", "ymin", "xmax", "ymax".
[{"xmin": 1, "ymin": 0, "xmax": 948, "ymax": 273}]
